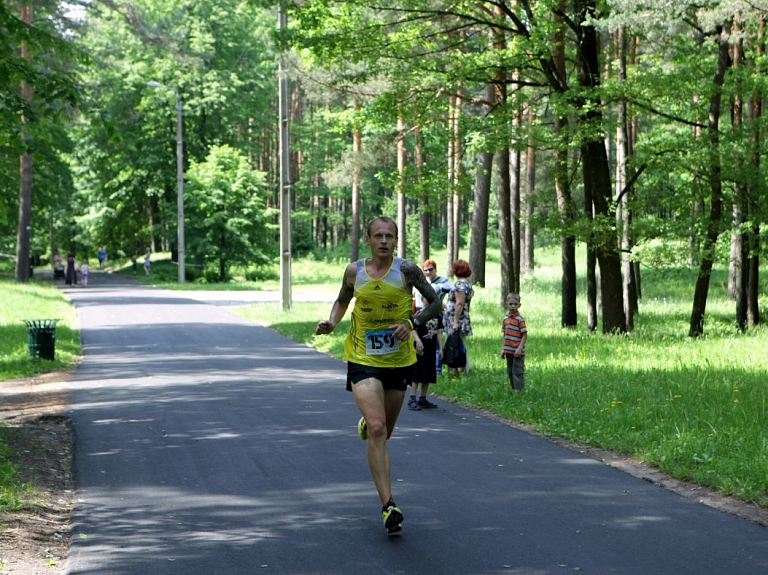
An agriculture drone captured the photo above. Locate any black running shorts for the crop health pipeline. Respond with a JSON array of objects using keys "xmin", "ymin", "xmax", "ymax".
[{"xmin": 346, "ymin": 361, "xmax": 414, "ymax": 392}]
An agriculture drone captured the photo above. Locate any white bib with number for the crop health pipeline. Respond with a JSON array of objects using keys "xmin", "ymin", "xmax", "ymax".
[{"xmin": 364, "ymin": 328, "xmax": 400, "ymax": 356}]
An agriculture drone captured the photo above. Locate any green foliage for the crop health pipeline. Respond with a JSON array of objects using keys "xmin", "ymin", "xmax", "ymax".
[
  {"xmin": 185, "ymin": 145, "xmax": 275, "ymax": 281},
  {"xmin": 58, "ymin": 0, "xmax": 278, "ymax": 263},
  {"xmin": 244, "ymin": 265, "xmax": 279, "ymax": 282},
  {"xmin": 0, "ymin": 1, "xmax": 83, "ymax": 258}
]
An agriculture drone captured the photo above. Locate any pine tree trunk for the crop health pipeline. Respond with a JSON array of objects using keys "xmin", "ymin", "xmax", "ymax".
[
  {"xmin": 690, "ymin": 25, "xmax": 731, "ymax": 337},
  {"xmin": 445, "ymin": 93, "xmax": 456, "ymax": 275},
  {"xmin": 415, "ymin": 127, "xmax": 429, "ymax": 264},
  {"xmin": 522, "ymin": 104, "xmax": 535, "ymax": 273},
  {"xmin": 510, "ymin": 98, "xmax": 521, "ymax": 294},
  {"xmin": 469, "ymin": 85, "xmax": 495, "ymax": 288},
  {"xmin": 552, "ymin": 3, "xmax": 577, "ymax": 327},
  {"xmin": 497, "ymin": 145, "xmax": 512, "ymax": 301},
  {"xmin": 397, "ymin": 112, "xmax": 407, "ymax": 258},
  {"xmin": 451, "ymin": 88, "xmax": 462, "ymax": 263},
  {"xmin": 576, "ymin": 0, "xmax": 625, "ymax": 333},
  {"xmin": 747, "ymin": 17, "xmax": 763, "ymax": 327},
  {"xmin": 350, "ymin": 99, "xmax": 362, "ymax": 262},
  {"xmin": 15, "ymin": 3, "xmax": 33, "ymax": 283},
  {"xmin": 730, "ymin": 31, "xmax": 748, "ymax": 330}
]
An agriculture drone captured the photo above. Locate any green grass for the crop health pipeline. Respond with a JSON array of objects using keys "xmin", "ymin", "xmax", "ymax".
[
  {"xmin": 232, "ymin": 247, "xmax": 768, "ymax": 508},
  {"xmin": 0, "ymin": 441, "xmax": 21, "ymax": 510},
  {"xmin": 111, "ymin": 251, "xmax": 344, "ymax": 292},
  {"xmin": 0, "ymin": 276, "xmax": 80, "ymax": 380},
  {"xmin": 0, "ymin": 274, "xmax": 80, "ymax": 510}
]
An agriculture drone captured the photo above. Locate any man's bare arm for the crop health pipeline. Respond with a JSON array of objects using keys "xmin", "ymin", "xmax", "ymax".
[
  {"xmin": 402, "ymin": 260, "xmax": 441, "ymax": 326},
  {"xmin": 316, "ymin": 263, "xmax": 356, "ymax": 335}
]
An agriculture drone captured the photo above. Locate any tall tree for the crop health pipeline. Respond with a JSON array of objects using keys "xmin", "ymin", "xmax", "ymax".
[
  {"xmin": 574, "ymin": 0, "xmax": 626, "ymax": 333},
  {"xmin": 552, "ymin": 1, "xmax": 578, "ymax": 327},
  {"xmin": 469, "ymin": 83, "xmax": 495, "ymax": 288},
  {"xmin": 689, "ymin": 24, "xmax": 731, "ymax": 337},
  {"xmin": 16, "ymin": 0, "xmax": 33, "ymax": 282}
]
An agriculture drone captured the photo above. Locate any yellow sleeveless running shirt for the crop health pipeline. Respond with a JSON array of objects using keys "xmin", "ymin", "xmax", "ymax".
[{"xmin": 343, "ymin": 257, "xmax": 416, "ymax": 368}]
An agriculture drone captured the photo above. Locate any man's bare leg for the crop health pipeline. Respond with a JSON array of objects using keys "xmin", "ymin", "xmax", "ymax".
[{"xmin": 352, "ymin": 378, "xmax": 405, "ymax": 505}]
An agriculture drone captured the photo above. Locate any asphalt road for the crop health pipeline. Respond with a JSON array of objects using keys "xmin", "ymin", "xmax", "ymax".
[{"xmin": 59, "ymin": 272, "xmax": 768, "ymax": 574}]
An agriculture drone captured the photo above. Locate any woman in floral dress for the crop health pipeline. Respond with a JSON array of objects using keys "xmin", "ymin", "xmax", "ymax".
[{"xmin": 444, "ymin": 259, "xmax": 473, "ymax": 374}]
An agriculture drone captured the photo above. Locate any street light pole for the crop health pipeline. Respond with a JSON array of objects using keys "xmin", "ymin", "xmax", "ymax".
[
  {"xmin": 174, "ymin": 91, "xmax": 185, "ymax": 284},
  {"xmin": 148, "ymin": 81, "xmax": 185, "ymax": 284},
  {"xmin": 278, "ymin": 3, "xmax": 292, "ymax": 311}
]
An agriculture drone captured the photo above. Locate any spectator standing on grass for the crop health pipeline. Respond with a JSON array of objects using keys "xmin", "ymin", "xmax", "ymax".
[
  {"xmin": 414, "ymin": 260, "xmax": 451, "ymax": 373},
  {"xmin": 500, "ymin": 292, "xmax": 527, "ymax": 393},
  {"xmin": 80, "ymin": 259, "xmax": 90, "ymax": 288},
  {"xmin": 315, "ymin": 216, "xmax": 441, "ymax": 534},
  {"xmin": 408, "ymin": 259, "xmax": 450, "ymax": 410},
  {"xmin": 443, "ymin": 259, "xmax": 474, "ymax": 375},
  {"xmin": 409, "ymin": 312, "xmax": 443, "ymax": 410},
  {"xmin": 144, "ymin": 249, "xmax": 151, "ymax": 275}
]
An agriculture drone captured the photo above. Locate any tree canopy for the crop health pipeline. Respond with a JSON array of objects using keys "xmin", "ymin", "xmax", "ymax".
[{"xmin": 1, "ymin": 0, "xmax": 766, "ymax": 335}]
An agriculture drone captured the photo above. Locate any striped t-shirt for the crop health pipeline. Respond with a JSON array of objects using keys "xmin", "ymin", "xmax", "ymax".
[{"xmin": 501, "ymin": 314, "xmax": 527, "ymax": 356}]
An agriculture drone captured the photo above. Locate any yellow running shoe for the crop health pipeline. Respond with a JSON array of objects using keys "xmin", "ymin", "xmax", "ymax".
[
  {"xmin": 358, "ymin": 416, "xmax": 368, "ymax": 440},
  {"xmin": 382, "ymin": 501, "xmax": 403, "ymax": 534}
]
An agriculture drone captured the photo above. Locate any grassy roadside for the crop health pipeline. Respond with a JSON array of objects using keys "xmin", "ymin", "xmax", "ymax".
[
  {"xmin": 0, "ymin": 277, "xmax": 80, "ymax": 381},
  {"xmin": 0, "ymin": 275, "xmax": 80, "ymax": 510},
  {"xmin": 110, "ymin": 251, "xmax": 342, "ymax": 292},
  {"xmin": 232, "ymin": 249, "xmax": 768, "ymax": 509}
]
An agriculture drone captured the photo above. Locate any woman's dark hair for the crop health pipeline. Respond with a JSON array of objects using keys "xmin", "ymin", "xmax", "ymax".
[{"xmin": 452, "ymin": 259, "xmax": 472, "ymax": 278}]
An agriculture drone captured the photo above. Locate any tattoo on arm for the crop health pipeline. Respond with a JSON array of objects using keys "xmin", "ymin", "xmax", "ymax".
[
  {"xmin": 403, "ymin": 260, "xmax": 441, "ymax": 324},
  {"xmin": 336, "ymin": 281, "xmax": 354, "ymax": 305},
  {"xmin": 335, "ymin": 263, "xmax": 356, "ymax": 305}
]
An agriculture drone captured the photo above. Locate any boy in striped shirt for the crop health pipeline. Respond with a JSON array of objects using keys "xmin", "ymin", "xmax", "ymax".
[{"xmin": 501, "ymin": 293, "xmax": 527, "ymax": 393}]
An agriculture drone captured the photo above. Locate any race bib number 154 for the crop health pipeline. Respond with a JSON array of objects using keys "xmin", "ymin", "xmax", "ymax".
[{"xmin": 365, "ymin": 328, "xmax": 400, "ymax": 355}]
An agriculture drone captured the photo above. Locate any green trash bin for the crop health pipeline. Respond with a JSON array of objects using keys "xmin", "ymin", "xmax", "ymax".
[{"xmin": 23, "ymin": 319, "xmax": 58, "ymax": 361}]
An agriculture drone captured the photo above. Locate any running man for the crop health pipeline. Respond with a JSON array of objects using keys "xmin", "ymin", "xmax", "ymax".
[{"xmin": 315, "ymin": 217, "xmax": 441, "ymax": 533}]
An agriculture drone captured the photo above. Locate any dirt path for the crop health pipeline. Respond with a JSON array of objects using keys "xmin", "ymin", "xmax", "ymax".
[{"xmin": 0, "ymin": 371, "xmax": 74, "ymax": 575}]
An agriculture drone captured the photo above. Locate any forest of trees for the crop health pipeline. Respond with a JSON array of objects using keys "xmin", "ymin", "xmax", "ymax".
[{"xmin": 1, "ymin": 0, "xmax": 766, "ymax": 336}]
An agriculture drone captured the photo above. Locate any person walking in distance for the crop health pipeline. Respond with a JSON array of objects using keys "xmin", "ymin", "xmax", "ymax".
[
  {"xmin": 315, "ymin": 217, "xmax": 441, "ymax": 534},
  {"xmin": 80, "ymin": 259, "xmax": 90, "ymax": 288},
  {"xmin": 64, "ymin": 253, "xmax": 77, "ymax": 287},
  {"xmin": 500, "ymin": 293, "xmax": 527, "ymax": 393},
  {"xmin": 97, "ymin": 246, "xmax": 107, "ymax": 269}
]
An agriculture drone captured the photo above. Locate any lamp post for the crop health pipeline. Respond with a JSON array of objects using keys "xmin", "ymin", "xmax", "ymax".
[{"xmin": 148, "ymin": 81, "xmax": 185, "ymax": 284}]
